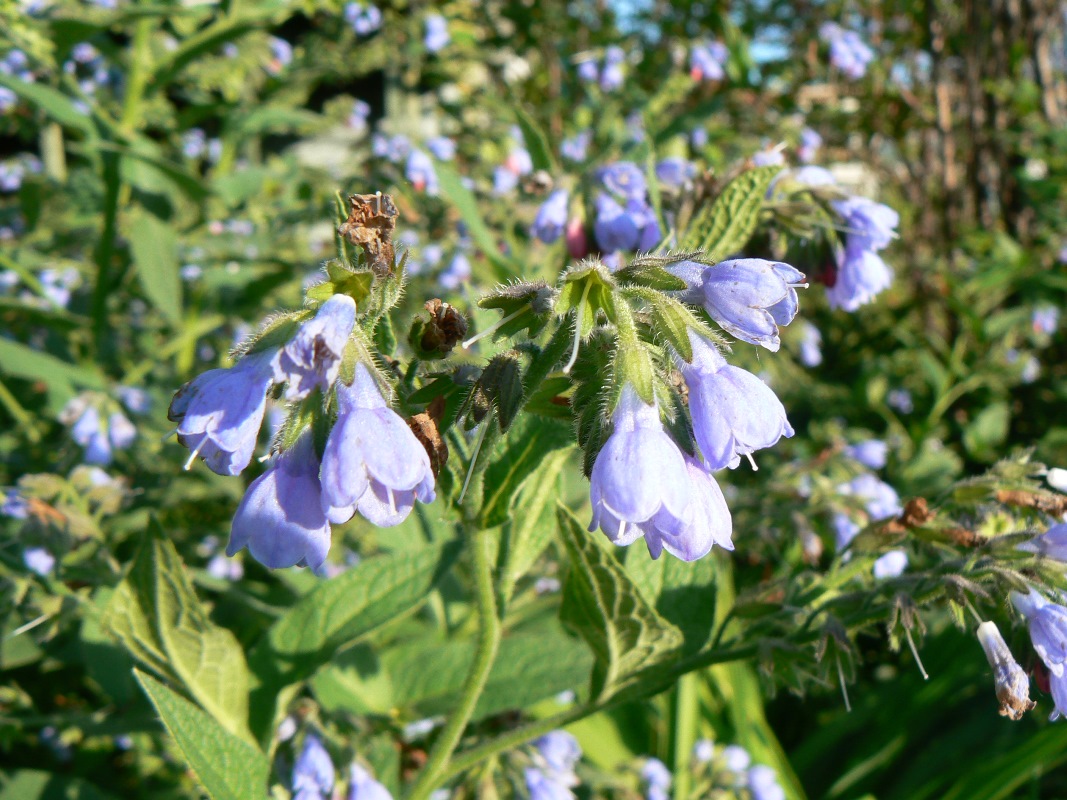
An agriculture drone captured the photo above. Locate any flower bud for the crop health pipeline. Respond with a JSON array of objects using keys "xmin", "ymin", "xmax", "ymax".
[{"xmin": 976, "ymin": 621, "xmax": 1035, "ymax": 721}]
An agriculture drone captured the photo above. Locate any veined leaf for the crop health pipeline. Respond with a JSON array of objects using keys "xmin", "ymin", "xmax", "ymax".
[
  {"xmin": 136, "ymin": 671, "xmax": 269, "ymax": 800},
  {"xmin": 557, "ymin": 506, "xmax": 684, "ymax": 700},
  {"xmin": 127, "ymin": 208, "xmax": 182, "ymax": 325},
  {"xmin": 682, "ymin": 165, "xmax": 781, "ymax": 259},
  {"xmin": 102, "ymin": 520, "xmax": 252, "ymax": 740},
  {"xmin": 624, "ymin": 550, "xmax": 719, "ymax": 655},
  {"xmin": 480, "ymin": 416, "xmax": 572, "ymax": 528}
]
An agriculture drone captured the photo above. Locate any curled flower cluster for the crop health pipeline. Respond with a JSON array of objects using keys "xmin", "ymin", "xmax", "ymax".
[{"xmin": 170, "ymin": 294, "xmax": 436, "ymax": 572}]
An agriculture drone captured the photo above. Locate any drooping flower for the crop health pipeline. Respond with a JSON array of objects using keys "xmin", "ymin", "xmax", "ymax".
[
  {"xmin": 588, "ymin": 385, "xmax": 693, "ymax": 552},
  {"xmin": 679, "ymin": 333, "xmax": 794, "ymax": 470},
  {"xmin": 348, "ymin": 763, "xmax": 392, "ymax": 800},
  {"xmin": 845, "ymin": 439, "xmax": 888, "ymax": 470},
  {"xmin": 173, "ymin": 348, "xmax": 276, "ymax": 475},
  {"xmin": 531, "ymin": 190, "xmax": 569, "ymax": 244},
  {"xmin": 643, "ymin": 456, "xmax": 732, "ymax": 560},
  {"xmin": 534, "ymin": 730, "xmax": 581, "ymax": 784},
  {"xmin": 598, "ymin": 161, "xmax": 646, "ymax": 200},
  {"xmin": 832, "ymin": 512, "xmax": 861, "ymax": 550},
  {"xmin": 319, "ymin": 364, "xmax": 435, "ymax": 527},
  {"xmin": 833, "ymin": 197, "xmax": 898, "ymax": 252},
  {"xmin": 227, "ymin": 431, "xmax": 331, "ymax": 570},
  {"xmin": 797, "ymin": 321, "xmax": 823, "ymax": 367},
  {"xmin": 1019, "ymin": 522, "xmax": 1067, "ymax": 561},
  {"xmin": 292, "ymin": 734, "xmax": 335, "ymax": 800},
  {"xmin": 1012, "ymin": 590, "xmax": 1067, "ymax": 677},
  {"xmin": 838, "ymin": 473, "xmax": 901, "ymax": 521},
  {"xmin": 975, "ymin": 620, "xmax": 1035, "ymax": 720},
  {"xmin": 655, "ymin": 157, "xmax": 696, "ymax": 189},
  {"xmin": 423, "ymin": 14, "xmax": 450, "ymax": 52},
  {"xmin": 525, "ymin": 767, "xmax": 574, "ymax": 800},
  {"xmin": 826, "ymin": 197, "xmax": 898, "ymax": 312},
  {"xmin": 872, "ymin": 549, "xmax": 907, "ymax": 579},
  {"xmin": 696, "ymin": 259, "xmax": 805, "ymax": 350},
  {"xmin": 593, "ymin": 194, "xmax": 639, "ymax": 253},
  {"xmin": 273, "ymin": 294, "xmax": 357, "ymax": 401},
  {"xmin": 641, "ymin": 758, "xmax": 671, "ymax": 800}
]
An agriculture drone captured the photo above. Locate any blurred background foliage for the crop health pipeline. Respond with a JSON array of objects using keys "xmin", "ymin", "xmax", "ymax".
[{"xmin": 1, "ymin": 0, "xmax": 1067, "ymax": 798}]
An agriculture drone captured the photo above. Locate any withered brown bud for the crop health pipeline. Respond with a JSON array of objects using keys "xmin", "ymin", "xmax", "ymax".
[
  {"xmin": 408, "ymin": 410, "xmax": 449, "ymax": 478},
  {"xmin": 411, "ymin": 299, "xmax": 469, "ymax": 359},
  {"xmin": 338, "ymin": 192, "xmax": 399, "ymax": 277}
]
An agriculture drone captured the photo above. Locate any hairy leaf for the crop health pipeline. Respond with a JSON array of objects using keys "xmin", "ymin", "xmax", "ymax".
[{"xmin": 682, "ymin": 166, "xmax": 781, "ymax": 259}]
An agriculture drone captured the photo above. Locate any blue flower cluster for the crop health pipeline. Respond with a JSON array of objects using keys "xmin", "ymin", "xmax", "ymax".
[
  {"xmin": 819, "ymin": 23, "xmax": 875, "ymax": 79},
  {"xmin": 170, "ymin": 294, "xmax": 436, "ymax": 573}
]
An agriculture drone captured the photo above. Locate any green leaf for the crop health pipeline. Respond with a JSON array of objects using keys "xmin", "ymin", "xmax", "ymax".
[
  {"xmin": 962, "ymin": 402, "xmax": 1010, "ymax": 462},
  {"xmin": 556, "ymin": 506, "xmax": 684, "ymax": 699},
  {"xmin": 614, "ymin": 263, "xmax": 689, "ymax": 291},
  {"xmin": 102, "ymin": 520, "xmax": 252, "ymax": 740},
  {"xmin": 433, "ymin": 161, "xmax": 521, "ymax": 280},
  {"xmin": 513, "ymin": 105, "xmax": 557, "ymax": 173},
  {"xmin": 0, "ymin": 338, "xmax": 105, "ymax": 411},
  {"xmin": 127, "ymin": 208, "xmax": 182, "ymax": 325},
  {"xmin": 0, "ymin": 770, "xmax": 117, "ymax": 800},
  {"xmin": 480, "ymin": 416, "xmax": 573, "ymax": 528},
  {"xmin": 316, "ymin": 623, "xmax": 592, "ymax": 720},
  {"xmin": 682, "ymin": 166, "xmax": 782, "ymax": 259},
  {"xmin": 624, "ymin": 551, "xmax": 719, "ymax": 655},
  {"xmin": 0, "ymin": 74, "xmax": 97, "ymax": 137},
  {"xmin": 135, "ymin": 671, "xmax": 269, "ymax": 800},
  {"xmin": 249, "ymin": 541, "xmax": 461, "ymax": 688}
]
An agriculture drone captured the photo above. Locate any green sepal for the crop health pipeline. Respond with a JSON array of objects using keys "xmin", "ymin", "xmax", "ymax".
[
  {"xmin": 307, "ymin": 263, "xmax": 375, "ymax": 308},
  {"xmin": 477, "ymin": 280, "xmax": 559, "ymax": 342},
  {"xmin": 555, "ymin": 260, "xmax": 618, "ymax": 338},
  {"xmin": 611, "ymin": 303, "xmax": 655, "ymax": 405},
  {"xmin": 270, "ymin": 394, "xmax": 319, "ymax": 455},
  {"xmin": 336, "ymin": 330, "xmax": 379, "ymax": 387},
  {"xmin": 478, "ymin": 350, "xmax": 525, "ymax": 432},
  {"xmin": 615, "ymin": 251, "xmax": 705, "ymax": 291},
  {"xmin": 524, "ymin": 375, "xmax": 573, "ymax": 420},
  {"xmin": 230, "ymin": 310, "xmax": 308, "ymax": 359}
]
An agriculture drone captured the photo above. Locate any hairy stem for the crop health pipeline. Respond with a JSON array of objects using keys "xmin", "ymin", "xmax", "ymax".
[{"xmin": 405, "ymin": 527, "xmax": 502, "ymax": 799}]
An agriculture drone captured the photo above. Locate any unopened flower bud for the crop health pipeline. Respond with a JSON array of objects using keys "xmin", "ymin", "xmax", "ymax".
[{"xmin": 976, "ymin": 621, "xmax": 1035, "ymax": 721}]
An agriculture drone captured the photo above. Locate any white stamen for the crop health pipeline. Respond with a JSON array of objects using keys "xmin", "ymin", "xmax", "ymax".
[
  {"xmin": 387, "ymin": 487, "xmax": 396, "ymax": 514},
  {"xmin": 258, "ymin": 453, "xmax": 272, "ymax": 463},
  {"xmin": 744, "ymin": 452, "xmax": 758, "ymax": 471},
  {"xmin": 462, "ymin": 307, "xmax": 526, "ymax": 350},
  {"xmin": 183, "ymin": 437, "xmax": 206, "ymax": 471},
  {"xmin": 795, "ymin": 282, "xmax": 810, "ymax": 289},
  {"xmin": 617, "ymin": 519, "xmax": 627, "ymax": 542}
]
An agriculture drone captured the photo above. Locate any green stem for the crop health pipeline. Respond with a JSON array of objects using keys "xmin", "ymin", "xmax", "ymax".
[
  {"xmin": 405, "ymin": 527, "xmax": 503, "ymax": 799},
  {"xmin": 121, "ymin": 19, "xmax": 153, "ymax": 134},
  {"xmin": 672, "ymin": 672, "xmax": 699, "ymax": 800}
]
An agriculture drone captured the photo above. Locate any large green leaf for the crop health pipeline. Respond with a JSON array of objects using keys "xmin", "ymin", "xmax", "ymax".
[
  {"xmin": 0, "ymin": 74, "xmax": 96, "ymax": 137},
  {"xmin": 624, "ymin": 550, "xmax": 719, "ymax": 655},
  {"xmin": 102, "ymin": 520, "xmax": 252, "ymax": 740},
  {"xmin": 480, "ymin": 416, "xmax": 573, "ymax": 528},
  {"xmin": 433, "ymin": 161, "xmax": 521, "ymax": 280},
  {"xmin": 127, "ymin": 208, "xmax": 182, "ymax": 325},
  {"xmin": 557, "ymin": 506, "xmax": 684, "ymax": 700},
  {"xmin": 513, "ymin": 105, "xmax": 557, "ymax": 173},
  {"xmin": 682, "ymin": 165, "xmax": 781, "ymax": 259},
  {"xmin": 0, "ymin": 338, "xmax": 105, "ymax": 411},
  {"xmin": 136, "ymin": 671, "xmax": 269, "ymax": 800},
  {"xmin": 312, "ymin": 622, "xmax": 592, "ymax": 720},
  {"xmin": 249, "ymin": 540, "xmax": 461, "ymax": 688}
]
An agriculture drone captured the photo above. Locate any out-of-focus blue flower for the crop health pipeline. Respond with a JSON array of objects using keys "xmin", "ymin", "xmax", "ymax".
[
  {"xmin": 1020, "ymin": 354, "xmax": 1041, "ymax": 384},
  {"xmin": 401, "ymin": 718, "xmax": 439, "ymax": 741},
  {"xmin": 798, "ymin": 321, "xmax": 823, "ymax": 367},
  {"xmin": 599, "ymin": 45, "xmax": 625, "ymax": 91},
  {"xmin": 798, "ymin": 127, "xmax": 822, "ymax": 162},
  {"xmin": 588, "ymin": 385, "xmax": 693, "ymax": 554},
  {"xmin": 690, "ymin": 126, "xmax": 708, "ymax": 148},
  {"xmin": 593, "ymin": 194, "xmax": 639, "ymax": 252},
  {"xmin": 833, "ymin": 197, "xmax": 898, "ymax": 252},
  {"xmin": 345, "ymin": 2, "xmax": 382, "ymax": 36},
  {"xmin": 525, "ymin": 767, "xmax": 573, "ymax": 800},
  {"xmin": 693, "ymin": 738, "xmax": 714, "ymax": 763},
  {"xmin": 598, "ymin": 161, "xmax": 646, "ymax": 200},
  {"xmin": 439, "ymin": 251, "xmax": 471, "ymax": 290},
  {"xmin": 1013, "ymin": 590, "xmax": 1067, "ymax": 677},
  {"xmin": 0, "ymin": 87, "xmax": 17, "ymax": 112},
  {"xmin": 228, "ymin": 430, "xmax": 331, "ymax": 570},
  {"xmin": 722, "ymin": 744, "xmax": 751, "ymax": 772},
  {"xmin": 372, "ymin": 133, "xmax": 411, "ymax": 163},
  {"xmin": 116, "ymin": 386, "xmax": 150, "ymax": 414},
  {"xmin": 821, "ymin": 23, "xmax": 874, "ymax": 79},
  {"xmin": 320, "ymin": 363, "xmax": 435, "ymax": 527},
  {"xmin": 752, "ymin": 148, "xmax": 785, "ymax": 167},
  {"xmin": 1033, "ymin": 306, "xmax": 1059, "ymax": 335},
  {"xmin": 267, "ymin": 37, "xmax": 293, "ymax": 75},
  {"xmin": 182, "ymin": 128, "xmax": 207, "ymax": 159},
  {"xmin": 679, "ymin": 333, "xmax": 793, "ymax": 470},
  {"xmin": 206, "ymin": 553, "xmax": 243, "ymax": 581},
  {"xmin": 0, "ymin": 161, "xmax": 25, "ymax": 192},
  {"xmin": 66, "ymin": 400, "xmax": 137, "ymax": 466},
  {"xmin": 348, "ymin": 762, "xmax": 392, "ymax": 800},
  {"xmin": 39, "ymin": 267, "xmax": 79, "ymax": 308},
  {"xmin": 826, "ymin": 240, "xmax": 893, "ymax": 312},
  {"xmin": 426, "ymin": 136, "xmax": 455, "ymax": 161},
  {"xmin": 506, "ymin": 146, "xmax": 534, "ymax": 177},
  {"xmin": 405, "ymin": 149, "xmax": 438, "ymax": 194},
  {"xmin": 695, "ymin": 259, "xmax": 805, "ymax": 351},
  {"xmin": 292, "ymin": 733, "xmax": 334, "ymax": 800},
  {"xmin": 347, "ymin": 99, "xmax": 371, "ymax": 131},
  {"xmin": 561, "ymin": 130, "xmax": 592, "ymax": 162},
  {"xmin": 424, "ymin": 14, "xmax": 450, "ymax": 53},
  {"xmin": 625, "ymin": 111, "xmax": 645, "ymax": 143},
  {"xmin": 535, "ymin": 730, "xmax": 581, "ymax": 777},
  {"xmin": 23, "ymin": 547, "xmax": 55, "ymax": 576},
  {"xmin": 975, "ymin": 620, "xmax": 1034, "ymax": 720},
  {"xmin": 531, "ymin": 189, "xmax": 569, "ymax": 244},
  {"xmin": 2, "ymin": 488, "xmax": 28, "ymax": 519},
  {"xmin": 887, "ymin": 388, "xmax": 913, "ymax": 413},
  {"xmin": 1019, "ymin": 522, "xmax": 1067, "ymax": 561},
  {"xmin": 173, "ymin": 348, "xmax": 277, "ymax": 475},
  {"xmin": 747, "ymin": 765, "xmax": 785, "ymax": 800},
  {"xmin": 838, "ymin": 473, "xmax": 901, "ymax": 520},
  {"xmin": 845, "ymin": 439, "xmax": 888, "ymax": 469},
  {"xmin": 273, "ymin": 294, "xmax": 357, "ymax": 401},
  {"xmin": 492, "ymin": 165, "xmax": 519, "ymax": 195},
  {"xmin": 873, "ymin": 549, "xmax": 908, "ymax": 579},
  {"xmin": 832, "ymin": 512, "xmax": 861, "ymax": 549},
  {"xmin": 641, "ymin": 757, "xmax": 671, "ymax": 800},
  {"xmin": 577, "ymin": 59, "xmax": 598, "ymax": 83},
  {"xmin": 690, "ymin": 40, "xmax": 728, "ymax": 81},
  {"xmin": 655, "ymin": 157, "xmax": 696, "ymax": 189}
]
